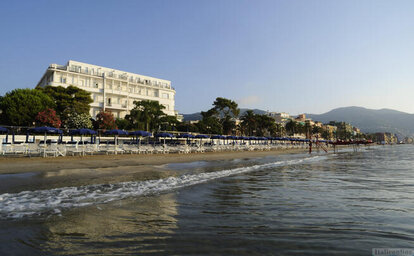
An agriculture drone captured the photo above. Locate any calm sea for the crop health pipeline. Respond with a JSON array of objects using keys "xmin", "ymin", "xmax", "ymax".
[{"xmin": 1, "ymin": 145, "xmax": 414, "ymax": 255}]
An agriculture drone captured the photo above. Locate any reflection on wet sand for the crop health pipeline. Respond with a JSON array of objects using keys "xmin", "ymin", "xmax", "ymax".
[{"xmin": 41, "ymin": 193, "xmax": 178, "ymax": 255}]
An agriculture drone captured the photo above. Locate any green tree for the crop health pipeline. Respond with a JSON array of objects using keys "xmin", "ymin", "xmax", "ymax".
[
  {"xmin": 255, "ymin": 114, "xmax": 277, "ymax": 137},
  {"xmin": 37, "ymin": 85, "xmax": 93, "ymax": 118},
  {"xmin": 212, "ymin": 97, "xmax": 239, "ymax": 135},
  {"xmin": 176, "ymin": 122, "xmax": 199, "ymax": 133},
  {"xmin": 126, "ymin": 100, "xmax": 166, "ymax": 132},
  {"xmin": 240, "ymin": 110, "xmax": 257, "ymax": 136},
  {"xmin": 213, "ymin": 97, "xmax": 240, "ymax": 118},
  {"xmin": 197, "ymin": 97, "xmax": 240, "ymax": 135},
  {"xmin": 196, "ymin": 109, "xmax": 223, "ymax": 134},
  {"xmin": 0, "ymin": 88, "xmax": 55, "ymax": 126},
  {"xmin": 115, "ymin": 118, "xmax": 130, "ymax": 130},
  {"xmin": 160, "ymin": 115, "xmax": 179, "ymax": 131},
  {"xmin": 285, "ymin": 120, "xmax": 298, "ymax": 136},
  {"xmin": 275, "ymin": 123, "xmax": 285, "ymax": 137}
]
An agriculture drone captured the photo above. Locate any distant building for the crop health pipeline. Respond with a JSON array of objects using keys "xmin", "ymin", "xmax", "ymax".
[
  {"xmin": 329, "ymin": 121, "xmax": 354, "ymax": 140},
  {"xmin": 375, "ymin": 132, "xmax": 398, "ymax": 144},
  {"xmin": 36, "ymin": 60, "xmax": 179, "ymax": 119},
  {"xmin": 267, "ymin": 112, "xmax": 291, "ymax": 124},
  {"xmin": 314, "ymin": 121, "xmax": 323, "ymax": 128},
  {"xmin": 295, "ymin": 114, "xmax": 306, "ymax": 122}
]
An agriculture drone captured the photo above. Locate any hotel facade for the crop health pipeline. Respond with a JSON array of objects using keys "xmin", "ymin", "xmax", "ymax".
[{"xmin": 36, "ymin": 60, "xmax": 179, "ymax": 119}]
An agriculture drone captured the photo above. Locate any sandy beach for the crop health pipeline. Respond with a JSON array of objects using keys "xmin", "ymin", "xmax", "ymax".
[
  {"xmin": 0, "ymin": 148, "xmax": 309, "ymax": 174},
  {"xmin": 0, "ymin": 148, "xmax": 308, "ymax": 193}
]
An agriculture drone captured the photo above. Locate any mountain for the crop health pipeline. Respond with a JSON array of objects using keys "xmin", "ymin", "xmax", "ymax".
[
  {"xmin": 307, "ymin": 106, "xmax": 414, "ymax": 138},
  {"xmin": 182, "ymin": 108, "xmax": 267, "ymax": 121}
]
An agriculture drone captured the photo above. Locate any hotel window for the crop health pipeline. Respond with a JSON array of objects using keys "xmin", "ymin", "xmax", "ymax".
[
  {"xmin": 162, "ymin": 93, "xmax": 169, "ymax": 99},
  {"xmin": 107, "ymin": 98, "xmax": 111, "ymax": 106},
  {"xmin": 60, "ymin": 76, "xmax": 66, "ymax": 83}
]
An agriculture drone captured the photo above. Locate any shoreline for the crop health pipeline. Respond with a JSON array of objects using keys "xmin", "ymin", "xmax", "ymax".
[
  {"xmin": 0, "ymin": 148, "xmax": 308, "ymax": 175},
  {"xmin": 0, "ymin": 148, "xmax": 311, "ymax": 193}
]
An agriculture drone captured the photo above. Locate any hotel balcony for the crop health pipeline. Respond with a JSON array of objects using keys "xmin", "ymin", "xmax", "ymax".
[{"xmin": 106, "ymin": 103, "xmax": 127, "ymax": 110}]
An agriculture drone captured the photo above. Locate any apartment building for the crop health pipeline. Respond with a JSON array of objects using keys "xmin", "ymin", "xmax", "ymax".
[
  {"xmin": 36, "ymin": 60, "xmax": 179, "ymax": 119},
  {"xmin": 267, "ymin": 112, "xmax": 291, "ymax": 124}
]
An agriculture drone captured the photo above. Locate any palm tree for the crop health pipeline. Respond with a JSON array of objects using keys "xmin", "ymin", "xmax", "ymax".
[{"xmin": 241, "ymin": 110, "xmax": 256, "ymax": 136}]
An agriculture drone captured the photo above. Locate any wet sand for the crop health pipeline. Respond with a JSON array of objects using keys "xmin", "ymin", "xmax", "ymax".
[
  {"xmin": 0, "ymin": 149, "xmax": 308, "ymax": 193},
  {"xmin": 0, "ymin": 148, "xmax": 307, "ymax": 174}
]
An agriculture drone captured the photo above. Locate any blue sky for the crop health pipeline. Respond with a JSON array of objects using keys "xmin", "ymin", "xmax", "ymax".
[{"xmin": 1, "ymin": 0, "xmax": 414, "ymax": 114}]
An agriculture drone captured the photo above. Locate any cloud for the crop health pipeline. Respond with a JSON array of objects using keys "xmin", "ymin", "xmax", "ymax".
[{"xmin": 237, "ymin": 95, "xmax": 261, "ymax": 106}]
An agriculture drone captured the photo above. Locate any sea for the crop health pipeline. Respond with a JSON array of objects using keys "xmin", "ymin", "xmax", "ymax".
[{"xmin": 1, "ymin": 145, "xmax": 414, "ymax": 255}]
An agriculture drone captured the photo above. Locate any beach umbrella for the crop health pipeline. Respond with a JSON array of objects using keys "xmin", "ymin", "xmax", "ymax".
[
  {"xmin": 28, "ymin": 126, "xmax": 63, "ymax": 157},
  {"xmin": 195, "ymin": 134, "xmax": 209, "ymax": 147},
  {"xmin": 104, "ymin": 129, "xmax": 128, "ymax": 154},
  {"xmin": 129, "ymin": 130, "xmax": 151, "ymax": 146},
  {"xmin": 211, "ymin": 135, "xmax": 223, "ymax": 145},
  {"xmin": 70, "ymin": 129, "xmax": 97, "ymax": 143},
  {"xmin": 177, "ymin": 133, "xmax": 195, "ymax": 144},
  {"xmin": 0, "ymin": 127, "xmax": 9, "ymax": 144},
  {"xmin": 155, "ymin": 132, "xmax": 173, "ymax": 152},
  {"xmin": 155, "ymin": 132, "xmax": 173, "ymax": 142}
]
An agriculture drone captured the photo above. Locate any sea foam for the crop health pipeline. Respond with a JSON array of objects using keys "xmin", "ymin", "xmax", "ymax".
[{"xmin": 0, "ymin": 155, "xmax": 324, "ymax": 219}]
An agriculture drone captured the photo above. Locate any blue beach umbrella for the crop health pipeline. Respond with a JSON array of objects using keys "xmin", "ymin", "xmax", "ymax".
[
  {"xmin": 70, "ymin": 129, "xmax": 97, "ymax": 143},
  {"xmin": 0, "ymin": 127, "xmax": 9, "ymax": 143},
  {"xmin": 104, "ymin": 129, "xmax": 128, "ymax": 146},
  {"xmin": 155, "ymin": 132, "xmax": 173, "ymax": 138},
  {"xmin": 195, "ymin": 134, "xmax": 209, "ymax": 139},
  {"xmin": 28, "ymin": 127, "xmax": 63, "ymax": 143},
  {"xmin": 177, "ymin": 133, "xmax": 195, "ymax": 144},
  {"xmin": 104, "ymin": 129, "xmax": 128, "ymax": 136},
  {"xmin": 129, "ymin": 130, "xmax": 151, "ymax": 145},
  {"xmin": 129, "ymin": 130, "xmax": 151, "ymax": 137},
  {"xmin": 155, "ymin": 132, "xmax": 174, "ymax": 146},
  {"xmin": 195, "ymin": 134, "xmax": 209, "ymax": 146},
  {"xmin": 28, "ymin": 126, "xmax": 63, "ymax": 157}
]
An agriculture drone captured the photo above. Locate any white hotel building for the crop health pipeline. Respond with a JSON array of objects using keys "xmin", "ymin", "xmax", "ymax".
[{"xmin": 36, "ymin": 60, "xmax": 179, "ymax": 119}]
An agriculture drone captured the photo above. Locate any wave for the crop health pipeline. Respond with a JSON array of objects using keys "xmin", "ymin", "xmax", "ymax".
[{"xmin": 0, "ymin": 155, "xmax": 325, "ymax": 219}]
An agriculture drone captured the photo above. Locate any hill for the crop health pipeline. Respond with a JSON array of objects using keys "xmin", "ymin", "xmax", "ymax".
[
  {"xmin": 182, "ymin": 108, "xmax": 266, "ymax": 121},
  {"xmin": 307, "ymin": 106, "xmax": 414, "ymax": 138}
]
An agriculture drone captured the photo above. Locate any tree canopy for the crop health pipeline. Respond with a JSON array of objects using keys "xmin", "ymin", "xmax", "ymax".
[
  {"xmin": 37, "ymin": 85, "xmax": 93, "ymax": 117},
  {"xmin": 96, "ymin": 110, "xmax": 116, "ymax": 130},
  {"xmin": 35, "ymin": 108, "xmax": 61, "ymax": 128},
  {"xmin": 0, "ymin": 88, "xmax": 55, "ymax": 126},
  {"xmin": 125, "ymin": 100, "xmax": 166, "ymax": 132},
  {"xmin": 197, "ymin": 97, "xmax": 240, "ymax": 135}
]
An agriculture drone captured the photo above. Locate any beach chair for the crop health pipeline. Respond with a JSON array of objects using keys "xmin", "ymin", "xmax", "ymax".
[
  {"xmin": 26, "ymin": 143, "xmax": 40, "ymax": 157},
  {"xmin": 43, "ymin": 143, "xmax": 58, "ymax": 157},
  {"xmin": 66, "ymin": 142, "xmax": 84, "ymax": 156}
]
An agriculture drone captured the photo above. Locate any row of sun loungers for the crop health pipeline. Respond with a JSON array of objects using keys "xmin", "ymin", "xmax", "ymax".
[{"xmin": 0, "ymin": 139, "xmax": 319, "ymax": 158}]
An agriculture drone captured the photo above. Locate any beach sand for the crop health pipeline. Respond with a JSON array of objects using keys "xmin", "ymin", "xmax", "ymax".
[{"xmin": 0, "ymin": 149, "xmax": 308, "ymax": 193}]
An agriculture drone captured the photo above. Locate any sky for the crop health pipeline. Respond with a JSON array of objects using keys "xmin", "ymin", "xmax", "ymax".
[{"xmin": 1, "ymin": 0, "xmax": 414, "ymax": 115}]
